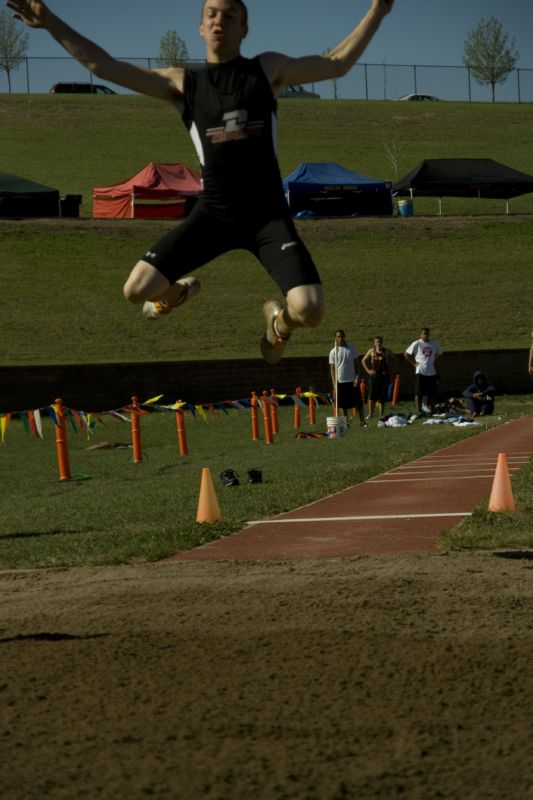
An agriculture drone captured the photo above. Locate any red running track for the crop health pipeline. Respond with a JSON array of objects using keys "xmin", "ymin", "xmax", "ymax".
[{"xmin": 169, "ymin": 415, "xmax": 533, "ymax": 561}]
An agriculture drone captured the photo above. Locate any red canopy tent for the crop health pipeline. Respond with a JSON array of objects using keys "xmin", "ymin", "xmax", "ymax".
[{"xmin": 92, "ymin": 162, "xmax": 201, "ymax": 219}]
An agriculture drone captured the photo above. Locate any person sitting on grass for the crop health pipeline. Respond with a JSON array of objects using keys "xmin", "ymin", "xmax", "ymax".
[{"xmin": 462, "ymin": 370, "xmax": 496, "ymax": 417}]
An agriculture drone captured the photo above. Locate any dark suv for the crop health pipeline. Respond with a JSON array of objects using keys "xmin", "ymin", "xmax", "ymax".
[{"xmin": 50, "ymin": 82, "xmax": 116, "ymax": 94}]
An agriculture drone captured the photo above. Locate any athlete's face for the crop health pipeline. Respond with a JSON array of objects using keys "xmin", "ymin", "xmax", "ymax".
[{"xmin": 200, "ymin": 0, "xmax": 248, "ymax": 60}]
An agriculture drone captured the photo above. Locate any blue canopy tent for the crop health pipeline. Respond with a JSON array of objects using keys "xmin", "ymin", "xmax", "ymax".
[{"xmin": 283, "ymin": 162, "xmax": 393, "ymax": 217}]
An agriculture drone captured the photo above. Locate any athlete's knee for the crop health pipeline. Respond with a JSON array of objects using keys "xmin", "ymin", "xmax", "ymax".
[
  {"xmin": 287, "ymin": 285, "xmax": 325, "ymax": 328},
  {"xmin": 123, "ymin": 261, "xmax": 168, "ymax": 304}
]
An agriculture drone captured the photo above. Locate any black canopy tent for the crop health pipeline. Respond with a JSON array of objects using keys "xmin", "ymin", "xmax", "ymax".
[
  {"xmin": 0, "ymin": 172, "xmax": 81, "ymax": 217},
  {"xmin": 0, "ymin": 172, "xmax": 61, "ymax": 217},
  {"xmin": 393, "ymin": 159, "xmax": 533, "ymax": 214}
]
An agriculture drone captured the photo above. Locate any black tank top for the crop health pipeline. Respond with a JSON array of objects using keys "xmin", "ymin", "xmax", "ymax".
[{"xmin": 181, "ymin": 56, "xmax": 287, "ymax": 219}]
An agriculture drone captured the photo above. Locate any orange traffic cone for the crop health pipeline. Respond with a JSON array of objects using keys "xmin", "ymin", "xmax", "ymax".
[
  {"xmin": 196, "ymin": 467, "xmax": 222, "ymax": 523},
  {"xmin": 488, "ymin": 453, "xmax": 516, "ymax": 512}
]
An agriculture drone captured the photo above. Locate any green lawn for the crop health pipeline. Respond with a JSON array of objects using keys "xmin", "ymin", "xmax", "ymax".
[
  {"xmin": 2, "ymin": 94, "xmax": 533, "ymax": 567},
  {"xmin": 2, "ymin": 396, "xmax": 532, "ymax": 570}
]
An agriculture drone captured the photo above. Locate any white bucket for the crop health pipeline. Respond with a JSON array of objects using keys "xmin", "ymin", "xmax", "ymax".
[{"xmin": 326, "ymin": 416, "xmax": 348, "ymax": 439}]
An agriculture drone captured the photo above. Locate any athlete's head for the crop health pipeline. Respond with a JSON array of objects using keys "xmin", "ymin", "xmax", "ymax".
[
  {"xmin": 201, "ymin": 0, "xmax": 248, "ymax": 25},
  {"xmin": 421, "ymin": 327, "xmax": 430, "ymax": 341},
  {"xmin": 200, "ymin": 0, "xmax": 249, "ymax": 56},
  {"xmin": 335, "ymin": 330, "xmax": 346, "ymax": 346}
]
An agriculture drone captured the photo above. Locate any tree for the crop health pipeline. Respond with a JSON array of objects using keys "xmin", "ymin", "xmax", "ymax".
[
  {"xmin": 383, "ymin": 127, "xmax": 404, "ymax": 182},
  {"xmin": 0, "ymin": 10, "xmax": 29, "ymax": 93},
  {"xmin": 157, "ymin": 30, "xmax": 189, "ymax": 69},
  {"xmin": 463, "ymin": 17, "xmax": 519, "ymax": 103}
]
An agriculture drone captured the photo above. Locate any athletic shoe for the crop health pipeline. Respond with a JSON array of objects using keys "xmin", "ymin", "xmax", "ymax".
[
  {"xmin": 219, "ymin": 468, "xmax": 240, "ymax": 487},
  {"xmin": 260, "ymin": 300, "xmax": 291, "ymax": 365},
  {"xmin": 142, "ymin": 276, "xmax": 201, "ymax": 320},
  {"xmin": 247, "ymin": 468, "xmax": 262, "ymax": 484}
]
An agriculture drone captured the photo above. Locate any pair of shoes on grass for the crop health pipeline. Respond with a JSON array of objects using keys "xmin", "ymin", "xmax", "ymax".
[{"xmin": 219, "ymin": 469, "xmax": 262, "ymax": 487}]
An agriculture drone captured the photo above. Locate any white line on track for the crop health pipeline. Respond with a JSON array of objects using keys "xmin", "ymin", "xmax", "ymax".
[
  {"xmin": 246, "ymin": 512, "xmax": 473, "ymax": 526},
  {"xmin": 369, "ymin": 475, "xmax": 504, "ymax": 482}
]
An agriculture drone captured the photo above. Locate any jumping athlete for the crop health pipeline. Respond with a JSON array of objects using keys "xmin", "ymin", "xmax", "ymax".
[{"xmin": 7, "ymin": 0, "xmax": 395, "ymax": 364}]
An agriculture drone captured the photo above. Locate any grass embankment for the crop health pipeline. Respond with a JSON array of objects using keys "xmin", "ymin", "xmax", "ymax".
[
  {"xmin": 3, "ymin": 94, "xmax": 533, "ymax": 217},
  {"xmin": 2, "ymin": 396, "xmax": 532, "ymax": 570}
]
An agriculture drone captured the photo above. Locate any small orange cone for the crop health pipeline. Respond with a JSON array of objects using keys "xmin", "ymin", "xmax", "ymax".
[
  {"xmin": 196, "ymin": 467, "xmax": 222, "ymax": 523},
  {"xmin": 488, "ymin": 453, "xmax": 516, "ymax": 512}
]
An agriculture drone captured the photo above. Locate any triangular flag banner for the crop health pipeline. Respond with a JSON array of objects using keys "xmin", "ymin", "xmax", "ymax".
[
  {"xmin": 143, "ymin": 394, "xmax": 164, "ymax": 405},
  {"xmin": 0, "ymin": 414, "xmax": 12, "ymax": 444},
  {"xmin": 20, "ymin": 412, "xmax": 30, "ymax": 435},
  {"xmin": 34, "ymin": 409, "xmax": 43, "ymax": 439},
  {"xmin": 46, "ymin": 406, "xmax": 60, "ymax": 427}
]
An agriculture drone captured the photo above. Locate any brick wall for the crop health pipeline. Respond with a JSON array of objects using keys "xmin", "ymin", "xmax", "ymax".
[{"xmin": 0, "ymin": 350, "xmax": 530, "ymax": 413}]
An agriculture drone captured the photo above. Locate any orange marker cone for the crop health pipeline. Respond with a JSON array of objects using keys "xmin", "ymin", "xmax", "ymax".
[
  {"xmin": 196, "ymin": 467, "xmax": 222, "ymax": 523},
  {"xmin": 488, "ymin": 453, "xmax": 516, "ymax": 512}
]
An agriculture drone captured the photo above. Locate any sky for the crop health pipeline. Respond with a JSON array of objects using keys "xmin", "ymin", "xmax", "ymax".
[{"xmin": 4, "ymin": 0, "xmax": 533, "ymax": 99}]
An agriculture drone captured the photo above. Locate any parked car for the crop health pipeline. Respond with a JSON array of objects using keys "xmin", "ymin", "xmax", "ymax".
[
  {"xmin": 397, "ymin": 93, "xmax": 439, "ymax": 102},
  {"xmin": 50, "ymin": 82, "xmax": 117, "ymax": 94},
  {"xmin": 278, "ymin": 84, "xmax": 320, "ymax": 99}
]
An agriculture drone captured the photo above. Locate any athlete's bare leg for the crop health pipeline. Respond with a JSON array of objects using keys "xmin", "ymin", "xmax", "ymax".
[
  {"xmin": 123, "ymin": 260, "xmax": 201, "ymax": 319},
  {"xmin": 277, "ymin": 284, "xmax": 325, "ymax": 336},
  {"xmin": 123, "ymin": 261, "xmax": 186, "ymax": 304},
  {"xmin": 261, "ymin": 284, "xmax": 324, "ymax": 365}
]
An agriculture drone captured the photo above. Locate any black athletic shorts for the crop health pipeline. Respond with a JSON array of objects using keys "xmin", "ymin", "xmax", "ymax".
[
  {"xmin": 336, "ymin": 381, "xmax": 362, "ymax": 411},
  {"xmin": 369, "ymin": 372, "xmax": 390, "ymax": 403},
  {"xmin": 141, "ymin": 199, "xmax": 321, "ymax": 296},
  {"xmin": 414, "ymin": 373, "xmax": 439, "ymax": 397}
]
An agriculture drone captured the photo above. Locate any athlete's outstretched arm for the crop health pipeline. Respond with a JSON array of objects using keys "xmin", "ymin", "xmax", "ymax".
[
  {"xmin": 261, "ymin": 0, "xmax": 395, "ymax": 90},
  {"xmin": 5, "ymin": 0, "xmax": 184, "ymax": 100}
]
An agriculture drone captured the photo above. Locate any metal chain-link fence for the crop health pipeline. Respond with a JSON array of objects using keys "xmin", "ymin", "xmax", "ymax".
[{"xmin": 4, "ymin": 56, "xmax": 533, "ymax": 103}]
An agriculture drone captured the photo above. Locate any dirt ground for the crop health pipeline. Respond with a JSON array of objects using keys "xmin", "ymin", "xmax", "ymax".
[{"xmin": 1, "ymin": 551, "xmax": 532, "ymax": 800}]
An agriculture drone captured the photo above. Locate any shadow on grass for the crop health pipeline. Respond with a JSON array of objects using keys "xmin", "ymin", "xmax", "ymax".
[
  {"xmin": 493, "ymin": 550, "xmax": 533, "ymax": 560},
  {"xmin": 0, "ymin": 529, "xmax": 81, "ymax": 540}
]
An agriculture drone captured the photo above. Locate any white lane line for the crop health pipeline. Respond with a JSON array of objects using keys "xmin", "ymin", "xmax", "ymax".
[
  {"xmin": 398, "ymin": 458, "xmax": 530, "ymax": 468},
  {"xmin": 246, "ymin": 512, "xmax": 472, "ymax": 526},
  {"xmin": 368, "ymin": 475, "xmax": 501, "ymax": 483}
]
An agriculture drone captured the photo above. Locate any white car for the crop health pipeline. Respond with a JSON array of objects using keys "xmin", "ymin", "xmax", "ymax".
[{"xmin": 397, "ymin": 93, "xmax": 439, "ymax": 102}]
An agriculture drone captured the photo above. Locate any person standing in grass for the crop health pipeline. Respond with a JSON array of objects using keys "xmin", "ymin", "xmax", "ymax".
[
  {"xmin": 329, "ymin": 330, "xmax": 367, "ymax": 427},
  {"xmin": 7, "ymin": 0, "xmax": 395, "ymax": 364},
  {"xmin": 361, "ymin": 335, "xmax": 396, "ymax": 419},
  {"xmin": 404, "ymin": 327, "xmax": 443, "ymax": 412}
]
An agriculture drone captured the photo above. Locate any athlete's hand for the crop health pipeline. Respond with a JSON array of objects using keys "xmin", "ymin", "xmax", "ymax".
[{"xmin": 5, "ymin": 0, "xmax": 50, "ymax": 28}]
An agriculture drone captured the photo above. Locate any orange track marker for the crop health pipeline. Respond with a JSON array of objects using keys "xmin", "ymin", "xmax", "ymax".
[
  {"xmin": 196, "ymin": 467, "xmax": 222, "ymax": 523},
  {"xmin": 488, "ymin": 452, "xmax": 516, "ymax": 512},
  {"xmin": 130, "ymin": 395, "xmax": 143, "ymax": 464},
  {"xmin": 175, "ymin": 404, "xmax": 188, "ymax": 457},
  {"xmin": 54, "ymin": 398, "xmax": 72, "ymax": 481}
]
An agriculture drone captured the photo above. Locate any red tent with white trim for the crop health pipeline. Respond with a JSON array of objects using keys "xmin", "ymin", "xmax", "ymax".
[{"xmin": 92, "ymin": 162, "xmax": 201, "ymax": 219}]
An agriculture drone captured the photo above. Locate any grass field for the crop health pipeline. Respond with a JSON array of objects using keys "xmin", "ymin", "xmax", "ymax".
[
  {"xmin": 2, "ymin": 94, "xmax": 533, "ymax": 566},
  {"xmin": 2, "ymin": 396, "xmax": 533, "ymax": 570}
]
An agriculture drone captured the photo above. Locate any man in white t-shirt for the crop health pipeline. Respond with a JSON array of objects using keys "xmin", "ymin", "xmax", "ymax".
[
  {"xmin": 328, "ymin": 330, "xmax": 366, "ymax": 426},
  {"xmin": 404, "ymin": 327, "xmax": 443, "ymax": 412}
]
